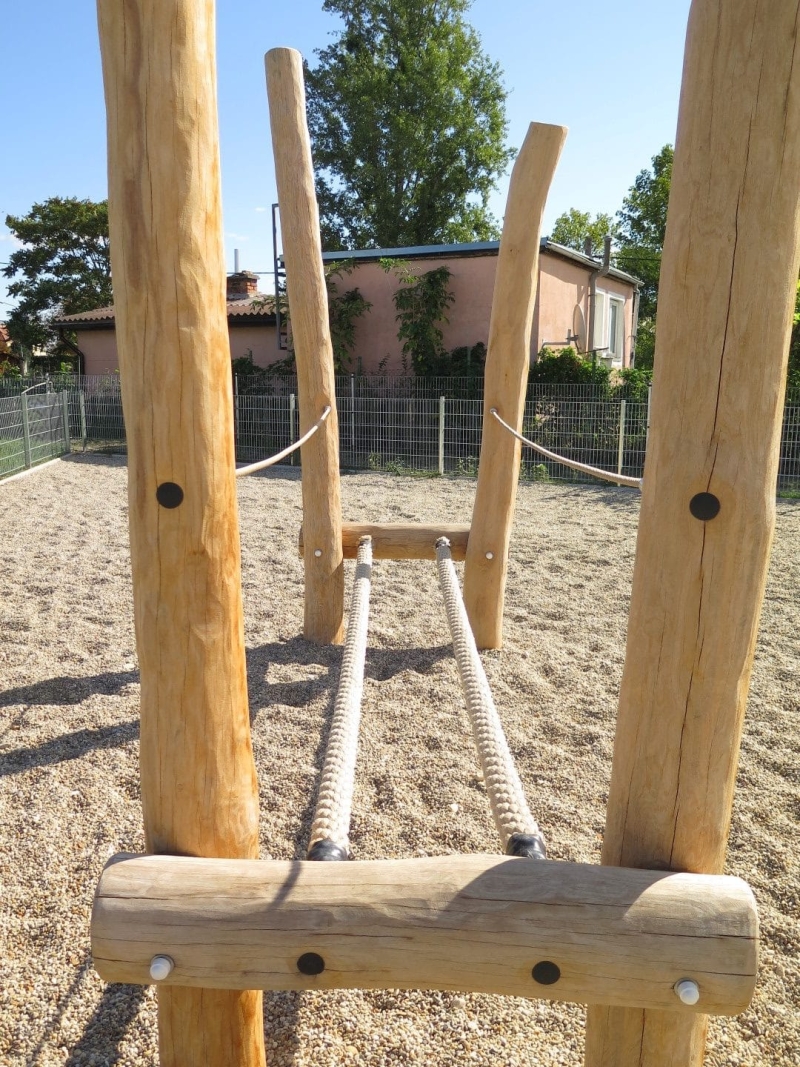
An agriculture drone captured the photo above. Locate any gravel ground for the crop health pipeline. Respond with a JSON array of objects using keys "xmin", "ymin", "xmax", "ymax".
[{"xmin": 0, "ymin": 453, "xmax": 797, "ymax": 1067}]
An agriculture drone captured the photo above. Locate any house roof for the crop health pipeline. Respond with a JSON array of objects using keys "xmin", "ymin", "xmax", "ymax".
[
  {"xmin": 52, "ymin": 294, "xmax": 276, "ymax": 329},
  {"xmin": 319, "ymin": 238, "xmax": 641, "ymax": 287}
]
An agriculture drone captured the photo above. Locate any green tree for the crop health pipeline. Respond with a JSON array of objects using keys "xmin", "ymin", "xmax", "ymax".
[
  {"xmin": 305, "ymin": 0, "xmax": 513, "ymax": 249},
  {"xmin": 614, "ymin": 145, "xmax": 673, "ymax": 322},
  {"xmin": 3, "ymin": 197, "xmax": 112, "ymax": 353},
  {"xmin": 550, "ymin": 209, "xmax": 617, "ymax": 257}
]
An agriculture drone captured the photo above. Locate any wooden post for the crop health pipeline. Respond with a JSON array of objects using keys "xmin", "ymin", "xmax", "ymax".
[
  {"xmin": 266, "ymin": 47, "xmax": 344, "ymax": 644},
  {"xmin": 95, "ymin": 4, "xmax": 265, "ymax": 1067},
  {"xmin": 585, "ymin": 2, "xmax": 800, "ymax": 1065},
  {"xmin": 463, "ymin": 122, "xmax": 566, "ymax": 649}
]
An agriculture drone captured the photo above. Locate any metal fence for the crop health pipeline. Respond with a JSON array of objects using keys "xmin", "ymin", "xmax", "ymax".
[
  {"xmin": 0, "ymin": 389, "xmax": 71, "ymax": 478},
  {"xmin": 2, "ymin": 374, "xmax": 800, "ymax": 493}
]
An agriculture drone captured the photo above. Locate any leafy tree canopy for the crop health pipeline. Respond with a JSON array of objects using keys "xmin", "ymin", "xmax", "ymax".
[
  {"xmin": 550, "ymin": 209, "xmax": 617, "ymax": 257},
  {"xmin": 3, "ymin": 197, "xmax": 111, "ymax": 352},
  {"xmin": 614, "ymin": 144, "xmax": 673, "ymax": 322},
  {"xmin": 305, "ymin": 0, "xmax": 513, "ymax": 250}
]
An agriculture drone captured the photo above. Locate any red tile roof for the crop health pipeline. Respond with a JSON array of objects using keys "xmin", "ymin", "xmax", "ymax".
[{"xmin": 53, "ymin": 294, "xmax": 276, "ymax": 328}]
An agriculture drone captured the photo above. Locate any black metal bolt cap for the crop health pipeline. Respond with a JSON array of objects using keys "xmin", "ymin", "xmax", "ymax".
[
  {"xmin": 307, "ymin": 839, "xmax": 350, "ymax": 862},
  {"xmin": 689, "ymin": 492, "xmax": 720, "ymax": 521},
  {"xmin": 532, "ymin": 961, "xmax": 561, "ymax": 985},
  {"xmin": 297, "ymin": 952, "xmax": 325, "ymax": 976},
  {"xmin": 156, "ymin": 482, "xmax": 184, "ymax": 509},
  {"xmin": 506, "ymin": 833, "xmax": 547, "ymax": 860}
]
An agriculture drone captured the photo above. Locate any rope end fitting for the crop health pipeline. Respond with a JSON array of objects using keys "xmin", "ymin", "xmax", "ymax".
[
  {"xmin": 307, "ymin": 839, "xmax": 351, "ymax": 862},
  {"xmin": 506, "ymin": 832, "xmax": 547, "ymax": 860}
]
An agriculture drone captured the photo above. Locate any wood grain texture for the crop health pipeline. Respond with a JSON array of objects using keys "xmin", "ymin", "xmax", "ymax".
[
  {"xmin": 463, "ymin": 122, "xmax": 566, "ymax": 649},
  {"xmin": 299, "ymin": 522, "xmax": 471, "ymax": 560},
  {"xmin": 266, "ymin": 47, "xmax": 344, "ymax": 644},
  {"xmin": 585, "ymin": 1, "xmax": 800, "ymax": 1064},
  {"xmin": 92, "ymin": 853, "xmax": 757, "ymax": 1015},
  {"xmin": 96, "ymin": 2, "xmax": 264, "ymax": 1064}
]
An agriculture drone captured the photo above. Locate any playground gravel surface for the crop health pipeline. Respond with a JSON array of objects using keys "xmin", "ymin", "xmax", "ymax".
[{"xmin": 1, "ymin": 453, "xmax": 798, "ymax": 1067}]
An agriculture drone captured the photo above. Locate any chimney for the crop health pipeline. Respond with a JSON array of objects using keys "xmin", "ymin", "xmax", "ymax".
[{"xmin": 226, "ymin": 270, "xmax": 259, "ymax": 301}]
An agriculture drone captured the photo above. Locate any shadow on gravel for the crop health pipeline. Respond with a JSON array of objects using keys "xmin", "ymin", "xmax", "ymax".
[
  {"xmin": 0, "ymin": 670, "xmax": 139, "ymax": 708},
  {"xmin": 0, "ymin": 721, "xmax": 139, "ymax": 778},
  {"xmin": 65, "ymin": 983, "xmax": 147, "ymax": 1067}
]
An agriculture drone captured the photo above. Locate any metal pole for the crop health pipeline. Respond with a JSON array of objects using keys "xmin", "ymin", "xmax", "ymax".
[
  {"xmin": 617, "ymin": 398, "xmax": 626, "ymax": 477},
  {"xmin": 350, "ymin": 373, "xmax": 356, "ymax": 461},
  {"xmin": 289, "ymin": 393, "xmax": 296, "ymax": 465},
  {"xmin": 61, "ymin": 391, "xmax": 71, "ymax": 453},
  {"xmin": 438, "ymin": 396, "xmax": 446, "ymax": 475},
  {"xmin": 233, "ymin": 375, "xmax": 240, "ymax": 459},
  {"xmin": 20, "ymin": 393, "xmax": 31, "ymax": 468},
  {"xmin": 646, "ymin": 384, "xmax": 653, "ymax": 454},
  {"xmin": 79, "ymin": 391, "xmax": 87, "ymax": 451}
]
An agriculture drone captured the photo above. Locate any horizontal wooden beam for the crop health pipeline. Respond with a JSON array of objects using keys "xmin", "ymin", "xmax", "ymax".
[
  {"xmin": 92, "ymin": 854, "xmax": 757, "ymax": 1015},
  {"xmin": 299, "ymin": 522, "xmax": 470, "ymax": 561}
]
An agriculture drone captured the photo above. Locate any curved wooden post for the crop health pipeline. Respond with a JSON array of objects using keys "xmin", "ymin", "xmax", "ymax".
[
  {"xmin": 585, "ymin": 1, "xmax": 800, "ymax": 1064},
  {"xmin": 463, "ymin": 123, "xmax": 566, "ymax": 649},
  {"xmin": 266, "ymin": 47, "xmax": 344, "ymax": 644},
  {"xmin": 96, "ymin": 3, "xmax": 264, "ymax": 1066}
]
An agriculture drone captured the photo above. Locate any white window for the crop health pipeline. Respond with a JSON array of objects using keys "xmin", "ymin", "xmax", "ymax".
[{"xmin": 593, "ymin": 289, "xmax": 625, "ymax": 365}]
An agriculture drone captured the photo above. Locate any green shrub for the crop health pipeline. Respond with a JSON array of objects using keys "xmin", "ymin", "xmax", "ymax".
[{"xmin": 529, "ymin": 347, "xmax": 611, "ymax": 388}]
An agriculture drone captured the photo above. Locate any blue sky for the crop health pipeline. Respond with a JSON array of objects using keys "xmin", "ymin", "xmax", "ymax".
[{"xmin": 1, "ymin": 0, "xmax": 692, "ymax": 312}]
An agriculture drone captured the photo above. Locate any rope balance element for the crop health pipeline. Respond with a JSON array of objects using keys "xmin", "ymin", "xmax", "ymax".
[
  {"xmin": 307, "ymin": 535, "xmax": 373, "ymax": 860},
  {"xmin": 490, "ymin": 407, "xmax": 643, "ymax": 490},
  {"xmin": 435, "ymin": 537, "xmax": 546, "ymax": 859},
  {"xmin": 235, "ymin": 406, "xmax": 332, "ymax": 478}
]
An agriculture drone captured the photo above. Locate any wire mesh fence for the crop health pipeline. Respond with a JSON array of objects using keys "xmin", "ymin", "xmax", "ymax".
[
  {"xmin": 0, "ymin": 391, "xmax": 70, "ymax": 478},
  {"xmin": 1, "ymin": 373, "xmax": 799, "ymax": 493}
]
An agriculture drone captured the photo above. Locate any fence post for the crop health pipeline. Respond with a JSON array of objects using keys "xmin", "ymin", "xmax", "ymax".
[
  {"xmin": 645, "ymin": 384, "xmax": 653, "ymax": 454},
  {"xmin": 350, "ymin": 373, "xmax": 356, "ymax": 461},
  {"xmin": 61, "ymin": 391, "xmax": 71, "ymax": 454},
  {"xmin": 233, "ymin": 375, "xmax": 239, "ymax": 458},
  {"xmin": 617, "ymin": 398, "xmax": 626, "ymax": 476},
  {"xmin": 289, "ymin": 393, "xmax": 296, "ymax": 465},
  {"xmin": 79, "ymin": 391, "xmax": 87, "ymax": 451},
  {"xmin": 20, "ymin": 394, "xmax": 32, "ymax": 469},
  {"xmin": 438, "ymin": 396, "xmax": 445, "ymax": 475}
]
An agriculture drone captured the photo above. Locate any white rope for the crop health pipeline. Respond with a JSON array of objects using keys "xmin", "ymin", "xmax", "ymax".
[
  {"xmin": 235, "ymin": 406, "xmax": 331, "ymax": 478},
  {"xmin": 490, "ymin": 407, "xmax": 643, "ymax": 489},
  {"xmin": 307, "ymin": 536, "xmax": 372, "ymax": 860},
  {"xmin": 435, "ymin": 538, "xmax": 546, "ymax": 859}
]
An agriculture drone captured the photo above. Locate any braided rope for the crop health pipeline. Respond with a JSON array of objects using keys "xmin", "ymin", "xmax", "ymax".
[
  {"xmin": 235, "ymin": 406, "xmax": 331, "ymax": 478},
  {"xmin": 490, "ymin": 407, "xmax": 643, "ymax": 489},
  {"xmin": 435, "ymin": 538, "xmax": 546, "ymax": 859},
  {"xmin": 307, "ymin": 535, "xmax": 372, "ymax": 860}
]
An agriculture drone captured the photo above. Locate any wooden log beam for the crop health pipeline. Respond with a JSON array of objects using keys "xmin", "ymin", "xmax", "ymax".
[
  {"xmin": 299, "ymin": 522, "xmax": 471, "ymax": 561},
  {"xmin": 585, "ymin": 1, "xmax": 800, "ymax": 1065},
  {"xmin": 266, "ymin": 47, "xmax": 344, "ymax": 644},
  {"xmin": 95, "ymin": 2, "xmax": 264, "ymax": 1066},
  {"xmin": 463, "ymin": 122, "xmax": 566, "ymax": 649},
  {"xmin": 92, "ymin": 854, "xmax": 757, "ymax": 1016}
]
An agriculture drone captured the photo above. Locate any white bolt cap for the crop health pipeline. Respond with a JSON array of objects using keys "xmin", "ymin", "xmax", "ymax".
[
  {"xmin": 485, "ymin": 552, "xmax": 494, "ymax": 560},
  {"xmin": 314, "ymin": 549, "xmax": 322, "ymax": 557},
  {"xmin": 150, "ymin": 955, "xmax": 174, "ymax": 982},
  {"xmin": 675, "ymin": 979, "xmax": 700, "ymax": 1005}
]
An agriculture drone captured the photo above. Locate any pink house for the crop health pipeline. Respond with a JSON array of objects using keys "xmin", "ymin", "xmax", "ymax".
[{"xmin": 55, "ymin": 239, "xmax": 640, "ymax": 375}]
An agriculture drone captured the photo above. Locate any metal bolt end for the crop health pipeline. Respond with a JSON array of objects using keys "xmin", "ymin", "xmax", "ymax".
[
  {"xmin": 532, "ymin": 960, "xmax": 561, "ymax": 985},
  {"xmin": 314, "ymin": 549, "xmax": 322, "ymax": 557},
  {"xmin": 297, "ymin": 952, "xmax": 325, "ymax": 976},
  {"xmin": 506, "ymin": 832, "xmax": 547, "ymax": 860},
  {"xmin": 674, "ymin": 979, "xmax": 700, "ymax": 1006},
  {"xmin": 149, "ymin": 955, "xmax": 174, "ymax": 982},
  {"xmin": 485, "ymin": 552, "xmax": 494, "ymax": 560},
  {"xmin": 307, "ymin": 838, "xmax": 350, "ymax": 862}
]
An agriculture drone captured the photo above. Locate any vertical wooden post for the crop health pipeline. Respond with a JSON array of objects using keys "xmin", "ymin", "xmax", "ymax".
[
  {"xmin": 463, "ymin": 123, "xmax": 566, "ymax": 648},
  {"xmin": 95, "ymin": 4, "xmax": 265, "ymax": 1067},
  {"xmin": 266, "ymin": 48, "xmax": 344, "ymax": 644},
  {"xmin": 585, "ymin": 2, "xmax": 800, "ymax": 1065}
]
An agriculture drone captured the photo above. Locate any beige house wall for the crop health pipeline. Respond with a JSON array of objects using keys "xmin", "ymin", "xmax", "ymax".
[
  {"xmin": 324, "ymin": 250, "xmax": 636, "ymax": 375},
  {"xmin": 76, "ymin": 249, "xmax": 636, "ymax": 376}
]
